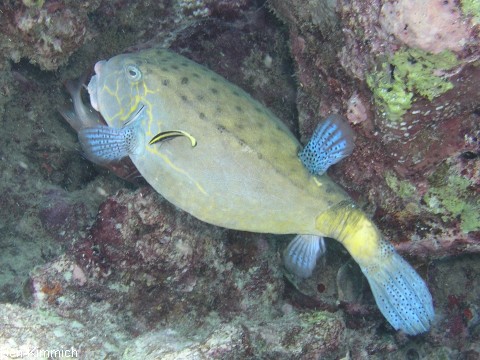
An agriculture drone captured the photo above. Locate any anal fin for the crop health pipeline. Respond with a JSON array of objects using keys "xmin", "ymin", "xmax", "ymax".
[{"xmin": 283, "ymin": 235, "xmax": 326, "ymax": 278}]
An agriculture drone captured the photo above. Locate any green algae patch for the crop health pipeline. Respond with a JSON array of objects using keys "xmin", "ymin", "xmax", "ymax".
[
  {"xmin": 424, "ymin": 171, "xmax": 480, "ymax": 233},
  {"xmin": 461, "ymin": 0, "xmax": 480, "ymax": 24},
  {"xmin": 367, "ymin": 49, "xmax": 460, "ymax": 122},
  {"xmin": 300, "ymin": 310, "xmax": 337, "ymax": 326},
  {"xmin": 22, "ymin": 0, "xmax": 45, "ymax": 8},
  {"xmin": 367, "ymin": 62, "xmax": 413, "ymax": 122},
  {"xmin": 385, "ymin": 171, "xmax": 417, "ymax": 199}
]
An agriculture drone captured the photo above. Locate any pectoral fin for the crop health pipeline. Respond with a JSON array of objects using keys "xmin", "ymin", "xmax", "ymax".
[
  {"xmin": 77, "ymin": 105, "xmax": 145, "ymax": 165},
  {"xmin": 299, "ymin": 114, "xmax": 355, "ymax": 175}
]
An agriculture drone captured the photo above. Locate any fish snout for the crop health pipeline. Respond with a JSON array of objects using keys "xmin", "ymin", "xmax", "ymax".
[
  {"xmin": 94, "ymin": 60, "xmax": 106, "ymax": 75},
  {"xmin": 87, "ymin": 74, "xmax": 99, "ymax": 111},
  {"xmin": 88, "ymin": 60, "xmax": 106, "ymax": 111}
]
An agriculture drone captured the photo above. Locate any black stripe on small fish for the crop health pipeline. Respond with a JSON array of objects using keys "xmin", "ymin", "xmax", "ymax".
[{"xmin": 149, "ymin": 130, "xmax": 197, "ymax": 147}]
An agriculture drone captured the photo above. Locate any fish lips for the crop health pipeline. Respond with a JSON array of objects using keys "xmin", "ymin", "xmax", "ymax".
[
  {"xmin": 87, "ymin": 60, "xmax": 106, "ymax": 112},
  {"xmin": 87, "ymin": 74, "xmax": 99, "ymax": 111}
]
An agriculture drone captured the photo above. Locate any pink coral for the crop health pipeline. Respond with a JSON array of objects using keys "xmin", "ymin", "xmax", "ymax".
[{"xmin": 380, "ymin": 0, "xmax": 472, "ymax": 54}]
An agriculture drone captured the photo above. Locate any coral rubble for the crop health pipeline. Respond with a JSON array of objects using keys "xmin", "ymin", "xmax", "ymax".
[{"xmin": 0, "ymin": 0, "xmax": 102, "ymax": 70}]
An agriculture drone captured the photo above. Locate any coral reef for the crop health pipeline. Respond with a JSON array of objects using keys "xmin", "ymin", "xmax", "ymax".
[
  {"xmin": 380, "ymin": 0, "xmax": 473, "ymax": 54},
  {"xmin": 66, "ymin": 188, "xmax": 285, "ymax": 324},
  {"xmin": 366, "ymin": 48, "xmax": 459, "ymax": 122},
  {"xmin": 0, "ymin": 0, "xmax": 479, "ymax": 358},
  {"xmin": 0, "ymin": 0, "xmax": 102, "ymax": 70},
  {"xmin": 269, "ymin": 0, "xmax": 480, "ymax": 261}
]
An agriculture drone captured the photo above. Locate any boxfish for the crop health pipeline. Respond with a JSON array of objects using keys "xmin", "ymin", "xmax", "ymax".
[{"xmin": 61, "ymin": 48, "xmax": 434, "ymax": 335}]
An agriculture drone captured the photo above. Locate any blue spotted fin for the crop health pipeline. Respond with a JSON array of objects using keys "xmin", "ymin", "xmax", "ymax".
[
  {"xmin": 77, "ymin": 106, "xmax": 146, "ymax": 165},
  {"xmin": 361, "ymin": 242, "xmax": 434, "ymax": 335},
  {"xmin": 283, "ymin": 235, "xmax": 326, "ymax": 278},
  {"xmin": 299, "ymin": 114, "xmax": 355, "ymax": 175}
]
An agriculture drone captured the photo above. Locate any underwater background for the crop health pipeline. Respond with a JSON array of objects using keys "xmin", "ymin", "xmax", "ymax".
[{"xmin": 0, "ymin": 0, "xmax": 479, "ymax": 358}]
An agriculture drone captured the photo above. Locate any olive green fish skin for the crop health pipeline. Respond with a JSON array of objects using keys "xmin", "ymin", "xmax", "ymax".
[{"xmin": 92, "ymin": 48, "xmax": 351, "ymax": 235}]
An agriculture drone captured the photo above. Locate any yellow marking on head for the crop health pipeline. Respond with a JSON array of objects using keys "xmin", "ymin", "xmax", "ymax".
[
  {"xmin": 144, "ymin": 103, "xmax": 157, "ymax": 136},
  {"xmin": 143, "ymin": 81, "xmax": 157, "ymax": 95}
]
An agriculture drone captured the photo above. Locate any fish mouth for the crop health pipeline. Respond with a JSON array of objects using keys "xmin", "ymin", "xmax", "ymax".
[
  {"xmin": 87, "ymin": 74, "xmax": 98, "ymax": 111},
  {"xmin": 87, "ymin": 60, "xmax": 106, "ymax": 112}
]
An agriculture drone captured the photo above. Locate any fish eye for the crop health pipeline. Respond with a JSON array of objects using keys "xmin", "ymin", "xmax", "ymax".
[{"xmin": 125, "ymin": 65, "xmax": 142, "ymax": 82}]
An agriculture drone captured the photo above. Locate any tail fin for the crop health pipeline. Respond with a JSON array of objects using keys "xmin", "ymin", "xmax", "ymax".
[{"xmin": 360, "ymin": 242, "xmax": 434, "ymax": 335}]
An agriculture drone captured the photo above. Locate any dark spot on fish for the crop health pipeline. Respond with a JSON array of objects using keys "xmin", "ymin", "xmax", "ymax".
[
  {"xmin": 192, "ymin": 73, "xmax": 200, "ymax": 78},
  {"xmin": 161, "ymin": 67, "xmax": 169, "ymax": 72},
  {"xmin": 181, "ymin": 62, "xmax": 188, "ymax": 67},
  {"xmin": 257, "ymin": 153, "xmax": 263, "ymax": 160},
  {"xmin": 255, "ymin": 107, "xmax": 262, "ymax": 113},
  {"xmin": 210, "ymin": 77, "xmax": 218, "ymax": 82},
  {"xmin": 235, "ymin": 106, "xmax": 243, "ymax": 113},
  {"xmin": 199, "ymin": 112, "xmax": 206, "ymax": 120},
  {"xmin": 196, "ymin": 94, "xmax": 204, "ymax": 101},
  {"xmin": 171, "ymin": 64, "xmax": 179, "ymax": 70},
  {"xmin": 217, "ymin": 125, "xmax": 226, "ymax": 133},
  {"xmin": 156, "ymin": 49, "xmax": 163, "ymax": 56},
  {"xmin": 237, "ymin": 123, "xmax": 244, "ymax": 130},
  {"xmin": 210, "ymin": 88, "xmax": 218, "ymax": 94},
  {"xmin": 162, "ymin": 79, "xmax": 170, "ymax": 86},
  {"xmin": 216, "ymin": 106, "xmax": 222, "ymax": 113},
  {"xmin": 181, "ymin": 77, "xmax": 189, "ymax": 85},
  {"xmin": 232, "ymin": 90, "xmax": 240, "ymax": 97},
  {"xmin": 180, "ymin": 95, "xmax": 188, "ymax": 102}
]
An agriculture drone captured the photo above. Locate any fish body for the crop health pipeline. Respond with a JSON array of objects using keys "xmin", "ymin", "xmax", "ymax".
[
  {"xmin": 87, "ymin": 49, "xmax": 349, "ymax": 234},
  {"xmin": 65, "ymin": 48, "xmax": 434, "ymax": 335}
]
